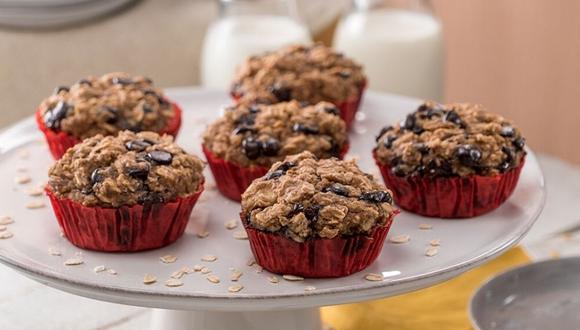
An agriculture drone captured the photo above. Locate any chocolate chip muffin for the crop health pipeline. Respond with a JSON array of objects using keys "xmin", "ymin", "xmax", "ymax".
[
  {"xmin": 46, "ymin": 130, "xmax": 205, "ymax": 252},
  {"xmin": 240, "ymin": 151, "xmax": 397, "ymax": 277},
  {"xmin": 374, "ymin": 101, "xmax": 527, "ymax": 218},
  {"xmin": 231, "ymin": 44, "xmax": 366, "ymax": 128},
  {"xmin": 202, "ymin": 100, "xmax": 348, "ymax": 201},
  {"xmin": 374, "ymin": 101, "xmax": 526, "ymax": 177},
  {"xmin": 37, "ymin": 72, "xmax": 182, "ymax": 159},
  {"xmin": 48, "ymin": 130, "xmax": 204, "ymax": 208}
]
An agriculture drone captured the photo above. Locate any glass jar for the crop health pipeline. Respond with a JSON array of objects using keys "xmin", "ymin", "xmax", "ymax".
[
  {"xmin": 333, "ymin": 0, "xmax": 444, "ymax": 101},
  {"xmin": 201, "ymin": 0, "xmax": 312, "ymax": 89}
]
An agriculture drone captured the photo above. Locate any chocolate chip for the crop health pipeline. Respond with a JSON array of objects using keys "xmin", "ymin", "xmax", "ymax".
[
  {"xmin": 232, "ymin": 125, "xmax": 256, "ymax": 135},
  {"xmin": 293, "ymin": 123, "xmax": 319, "ymax": 135},
  {"xmin": 102, "ymin": 106, "xmax": 118, "ymax": 124},
  {"xmin": 44, "ymin": 101, "xmax": 70, "ymax": 130},
  {"xmin": 77, "ymin": 79, "xmax": 92, "ymax": 86},
  {"xmin": 276, "ymin": 161, "xmax": 296, "ymax": 172},
  {"xmin": 268, "ymin": 83, "xmax": 292, "ymax": 102},
  {"xmin": 53, "ymin": 86, "xmax": 69, "ymax": 95},
  {"xmin": 413, "ymin": 143, "xmax": 430, "ymax": 154},
  {"xmin": 412, "ymin": 125, "xmax": 424, "ymax": 135},
  {"xmin": 426, "ymin": 159, "xmax": 454, "ymax": 177},
  {"xmin": 304, "ymin": 205, "xmax": 321, "ymax": 222},
  {"xmin": 125, "ymin": 139, "xmax": 152, "ymax": 152},
  {"xmin": 376, "ymin": 126, "xmax": 393, "ymax": 142},
  {"xmin": 500, "ymin": 126, "xmax": 515, "ymax": 138},
  {"xmin": 456, "ymin": 145, "xmax": 482, "ymax": 167},
  {"xmin": 359, "ymin": 191, "xmax": 393, "ymax": 204},
  {"xmin": 330, "ymin": 141, "xmax": 342, "ymax": 157},
  {"xmin": 146, "ymin": 150, "xmax": 173, "ymax": 165},
  {"xmin": 142, "ymin": 105, "xmax": 153, "ymax": 114},
  {"xmin": 513, "ymin": 137, "xmax": 526, "ymax": 151},
  {"xmin": 383, "ymin": 136, "xmax": 397, "ymax": 149},
  {"xmin": 138, "ymin": 192, "xmax": 163, "ymax": 204},
  {"xmin": 403, "ymin": 114, "xmax": 416, "ymax": 130},
  {"xmin": 323, "ymin": 105, "xmax": 340, "ymax": 116},
  {"xmin": 417, "ymin": 104, "xmax": 430, "ymax": 112},
  {"xmin": 248, "ymin": 105, "xmax": 261, "ymax": 113},
  {"xmin": 90, "ymin": 168, "xmax": 104, "ymax": 184},
  {"xmin": 127, "ymin": 165, "xmax": 150, "ymax": 180},
  {"xmin": 391, "ymin": 165, "xmax": 407, "ymax": 177},
  {"xmin": 265, "ymin": 170, "xmax": 284, "ymax": 180},
  {"xmin": 443, "ymin": 110, "xmax": 463, "ymax": 126},
  {"xmin": 236, "ymin": 113, "xmax": 256, "ymax": 126},
  {"xmin": 242, "ymin": 137, "xmax": 261, "ymax": 160},
  {"xmin": 287, "ymin": 203, "xmax": 304, "ymax": 218},
  {"xmin": 499, "ymin": 146, "xmax": 515, "ymax": 172},
  {"xmin": 337, "ymin": 70, "xmax": 351, "ymax": 79},
  {"xmin": 261, "ymin": 138, "xmax": 280, "ymax": 156},
  {"xmin": 112, "ymin": 77, "xmax": 133, "ymax": 85},
  {"xmin": 322, "ymin": 183, "xmax": 349, "ymax": 197}
]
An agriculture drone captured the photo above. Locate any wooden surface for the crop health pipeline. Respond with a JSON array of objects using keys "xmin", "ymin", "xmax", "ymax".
[{"xmin": 433, "ymin": 0, "xmax": 580, "ymax": 164}]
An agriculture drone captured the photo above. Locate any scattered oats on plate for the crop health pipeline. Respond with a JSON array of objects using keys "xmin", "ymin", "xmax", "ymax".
[
  {"xmin": 0, "ymin": 231, "xmax": 13, "ymax": 239},
  {"xmin": 0, "ymin": 216, "xmax": 14, "ymax": 225},
  {"xmin": 304, "ymin": 286, "xmax": 316, "ymax": 292},
  {"xmin": 201, "ymin": 255, "xmax": 217, "ymax": 262},
  {"xmin": 228, "ymin": 284, "xmax": 244, "ymax": 293},
  {"xmin": 64, "ymin": 258, "xmax": 84, "ymax": 266},
  {"xmin": 224, "ymin": 219, "xmax": 238, "ymax": 230},
  {"xmin": 233, "ymin": 230, "xmax": 248, "ymax": 240},
  {"xmin": 430, "ymin": 239, "xmax": 441, "ymax": 246},
  {"xmin": 48, "ymin": 247, "xmax": 62, "ymax": 256},
  {"xmin": 418, "ymin": 223, "xmax": 433, "ymax": 230},
  {"xmin": 283, "ymin": 274, "xmax": 304, "ymax": 281},
  {"xmin": 389, "ymin": 234, "xmax": 410, "ymax": 244},
  {"xmin": 171, "ymin": 270, "xmax": 186, "ymax": 279},
  {"xmin": 0, "ymin": 225, "xmax": 6, "ymax": 232},
  {"xmin": 143, "ymin": 274, "xmax": 157, "ymax": 285},
  {"xmin": 165, "ymin": 279, "xmax": 183, "ymax": 287},
  {"xmin": 365, "ymin": 273, "xmax": 384, "ymax": 281},
  {"xmin": 197, "ymin": 231, "xmax": 210, "ymax": 238},
  {"xmin": 93, "ymin": 265, "xmax": 106, "ymax": 273},
  {"xmin": 160, "ymin": 255, "xmax": 178, "ymax": 264},
  {"xmin": 200, "ymin": 267, "xmax": 211, "ymax": 274},
  {"xmin": 26, "ymin": 187, "xmax": 44, "ymax": 197},
  {"xmin": 207, "ymin": 275, "xmax": 220, "ymax": 284},
  {"xmin": 107, "ymin": 269, "xmax": 118, "ymax": 275},
  {"xmin": 26, "ymin": 201, "xmax": 45, "ymax": 209},
  {"xmin": 246, "ymin": 259, "xmax": 256, "ymax": 267},
  {"xmin": 14, "ymin": 175, "xmax": 31, "ymax": 184},
  {"xmin": 425, "ymin": 247, "xmax": 439, "ymax": 257},
  {"xmin": 268, "ymin": 276, "xmax": 279, "ymax": 284},
  {"xmin": 230, "ymin": 270, "xmax": 243, "ymax": 281}
]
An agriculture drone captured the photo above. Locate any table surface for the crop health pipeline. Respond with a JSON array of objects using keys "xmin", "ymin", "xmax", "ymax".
[{"xmin": 1, "ymin": 88, "xmax": 579, "ymax": 329}]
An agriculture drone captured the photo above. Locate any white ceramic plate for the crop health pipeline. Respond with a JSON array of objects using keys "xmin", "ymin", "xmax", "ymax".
[{"xmin": 0, "ymin": 88, "xmax": 545, "ymax": 311}]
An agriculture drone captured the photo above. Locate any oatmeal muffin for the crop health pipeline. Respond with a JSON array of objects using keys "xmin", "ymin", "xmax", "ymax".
[
  {"xmin": 46, "ymin": 130, "xmax": 205, "ymax": 252},
  {"xmin": 374, "ymin": 101, "xmax": 526, "ymax": 218},
  {"xmin": 202, "ymin": 100, "xmax": 349, "ymax": 201},
  {"xmin": 36, "ymin": 72, "xmax": 182, "ymax": 159},
  {"xmin": 240, "ymin": 151, "xmax": 397, "ymax": 278},
  {"xmin": 231, "ymin": 44, "xmax": 366, "ymax": 129}
]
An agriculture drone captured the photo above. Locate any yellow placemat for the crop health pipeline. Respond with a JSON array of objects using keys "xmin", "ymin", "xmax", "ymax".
[{"xmin": 321, "ymin": 247, "xmax": 530, "ymax": 330}]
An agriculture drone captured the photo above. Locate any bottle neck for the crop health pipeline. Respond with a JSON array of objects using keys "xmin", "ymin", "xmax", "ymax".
[{"xmin": 353, "ymin": 0, "xmax": 434, "ymax": 13}]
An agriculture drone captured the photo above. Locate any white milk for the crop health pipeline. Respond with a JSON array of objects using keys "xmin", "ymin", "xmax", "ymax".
[
  {"xmin": 201, "ymin": 15, "xmax": 312, "ymax": 89},
  {"xmin": 334, "ymin": 9, "xmax": 444, "ymax": 101}
]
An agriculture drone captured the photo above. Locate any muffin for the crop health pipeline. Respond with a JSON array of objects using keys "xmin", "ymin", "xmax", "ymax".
[
  {"xmin": 240, "ymin": 151, "xmax": 397, "ymax": 278},
  {"xmin": 374, "ymin": 101, "xmax": 526, "ymax": 218},
  {"xmin": 202, "ymin": 100, "xmax": 349, "ymax": 201},
  {"xmin": 230, "ymin": 44, "xmax": 366, "ymax": 129},
  {"xmin": 46, "ymin": 130, "xmax": 205, "ymax": 252},
  {"xmin": 36, "ymin": 72, "xmax": 182, "ymax": 159}
]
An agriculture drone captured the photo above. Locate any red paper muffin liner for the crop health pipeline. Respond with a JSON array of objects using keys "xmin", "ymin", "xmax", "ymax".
[
  {"xmin": 231, "ymin": 81, "xmax": 366, "ymax": 130},
  {"xmin": 36, "ymin": 102, "xmax": 183, "ymax": 159},
  {"xmin": 241, "ymin": 212, "xmax": 397, "ymax": 278},
  {"xmin": 373, "ymin": 152, "xmax": 526, "ymax": 218},
  {"xmin": 202, "ymin": 143, "xmax": 350, "ymax": 202},
  {"xmin": 45, "ymin": 182, "xmax": 204, "ymax": 252}
]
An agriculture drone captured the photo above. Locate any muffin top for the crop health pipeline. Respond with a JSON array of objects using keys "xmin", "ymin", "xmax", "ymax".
[
  {"xmin": 374, "ymin": 101, "xmax": 526, "ymax": 177},
  {"xmin": 231, "ymin": 44, "xmax": 366, "ymax": 105},
  {"xmin": 39, "ymin": 72, "xmax": 175, "ymax": 140},
  {"xmin": 48, "ymin": 131, "xmax": 205, "ymax": 208},
  {"xmin": 203, "ymin": 100, "xmax": 348, "ymax": 167},
  {"xmin": 241, "ymin": 152, "xmax": 396, "ymax": 242}
]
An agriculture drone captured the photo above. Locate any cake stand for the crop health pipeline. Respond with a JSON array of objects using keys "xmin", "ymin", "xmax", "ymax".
[{"xmin": 0, "ymin": 88, "xmax": 546, "ymax": 330}]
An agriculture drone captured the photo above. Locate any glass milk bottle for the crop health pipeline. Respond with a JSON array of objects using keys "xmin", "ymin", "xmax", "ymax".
[
  {"xmin": 333, "ymin": 0, "xmax": 444, "ymax": 101},
  {"xmin": 201, "ymin": 0, "xmax": 312, "ymax": 89}
]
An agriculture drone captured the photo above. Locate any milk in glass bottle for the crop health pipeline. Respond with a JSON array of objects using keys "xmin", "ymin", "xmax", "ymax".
[
  {"xmin": 201, "ymin": 0, "xmax": 312, "ymax": 89},
  {"xmin": 334, "ymin": 0, "xmax": 444, "ymax": 101}
]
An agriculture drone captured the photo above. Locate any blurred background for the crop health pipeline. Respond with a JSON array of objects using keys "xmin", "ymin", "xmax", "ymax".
[{"xmin": 0, "ymin": 0, "xmax": 578, "ymax": 165}]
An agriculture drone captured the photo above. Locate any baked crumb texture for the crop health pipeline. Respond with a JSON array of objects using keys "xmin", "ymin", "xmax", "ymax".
[
  {"xmin": 374, "ymin": 101, "xmax": 526, "ymax": 177},
  {"xmin": 203, "ymin": 100, "xmax": 348, "ymax": 168},
  {"xmin": 39, "ymin": 72, "xmax": 175, "ymax": 140},
  {"xmin": 231, "ymin": 44, "xmax": 366, "ymax": 105},
  {"xmin": 48, "ymin": 131, "xmax": 204, "ymax": 207},
  {"xmin": 241, "ymin": 151, "xmax": 396, "ymax": 242}
]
